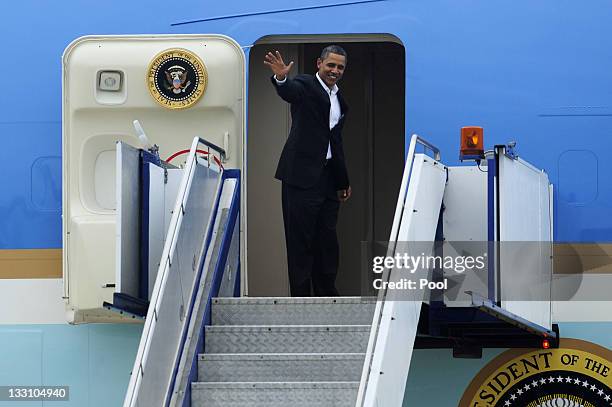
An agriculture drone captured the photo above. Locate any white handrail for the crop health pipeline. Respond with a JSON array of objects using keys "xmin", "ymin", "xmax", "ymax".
[{"xmin": 355, "ymin": 134, "xmax": 441, "ymax": 407}]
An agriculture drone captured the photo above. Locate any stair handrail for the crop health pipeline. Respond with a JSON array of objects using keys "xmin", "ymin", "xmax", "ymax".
[
  {"xmin": 169, "ymin": 169, "xmax": 241, "ymax": 407},
  {"xmin": 124, "ymin": 137, "xmax": 225, "ymax": 407},
  {"xmin": 355, "ymin": 134, "xmax": 441, "ymax": 407}
]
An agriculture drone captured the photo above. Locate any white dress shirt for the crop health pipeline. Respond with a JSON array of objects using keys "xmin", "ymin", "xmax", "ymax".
[{"xmin": 275, "ymin": 73, "xmax": 341, "ymax": 159}]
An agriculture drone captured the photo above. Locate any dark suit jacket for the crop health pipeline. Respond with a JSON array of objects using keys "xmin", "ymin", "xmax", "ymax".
[{"xmin": 271, "ymin": 74, "xmax": 350, "ymax": 190}]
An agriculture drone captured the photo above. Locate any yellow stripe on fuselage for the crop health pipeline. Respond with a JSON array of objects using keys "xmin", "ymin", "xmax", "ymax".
[
  {"xmin": 0, "ymin": 249, "xmax": 62, "ymax": 279},
  {"xmin": 0, "ymin": 244, "xmax": 611, "ymax": 279}
]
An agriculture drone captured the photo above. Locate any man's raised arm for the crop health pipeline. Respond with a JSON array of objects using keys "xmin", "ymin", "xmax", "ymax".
[{"xmin": 264, "ymin": 50, "xmax": 304, "ymax": 103}]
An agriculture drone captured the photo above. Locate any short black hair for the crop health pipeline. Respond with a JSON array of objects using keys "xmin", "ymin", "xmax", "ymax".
[{"xmin": 320, "ymin": 45, "xmax": 347, "ymax": 63}]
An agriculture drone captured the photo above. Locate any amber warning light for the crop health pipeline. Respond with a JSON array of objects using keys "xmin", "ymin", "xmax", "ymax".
[{"xmin": 460, "ymin": 126, "xmax": 484, "ymax": 160}]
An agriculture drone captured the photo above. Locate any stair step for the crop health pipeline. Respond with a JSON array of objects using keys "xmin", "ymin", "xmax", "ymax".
[
  {"xmin": 191, "ymin": 382, "xmax": 359, "ymax": 407},
  {"xmin": 198, "ymin": 353, "xmax": 365, "ymax": 382},
  {"xmin": 212, "ymin": 297, "xmax": 376, "ymax": 326},
  {"xmin": 205, "ymin": 325, "xmax": 370, "ymax": 353}
]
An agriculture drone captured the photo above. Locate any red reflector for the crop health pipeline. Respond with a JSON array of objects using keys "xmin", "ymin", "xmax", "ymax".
[{"xmin": 542, "ymin": 339, "xmax": 551, "ymax": 349}]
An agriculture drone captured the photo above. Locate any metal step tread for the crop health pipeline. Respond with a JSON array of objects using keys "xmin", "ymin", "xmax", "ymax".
[
  {"xmin": 205, "ymin": 325, "xmax": 370, "ymax": 353},
  {"xmin": 206, "ymin": 325, "xmax": 371, "ymax": 332},
  {"xmin": 212, "ymin": 297, "xmax": 376, "ymax": 326},
  {"xmin": 213, "ymin": 297, "xmax": 375, "ymax": 304},
  {"xmin": 193, "ymin": 381, "xmax": 360, "ymax": 389},
  {"xmin": 198, "ymin": 353, "xmax": 365, "ymax": 382},
  {"xmin": 199, "ymin": 353, "xmax": 366, "ymax": 361},
  {"xmin": 191, "ymin": 381, "xmax": 359, "ymax": 406}
]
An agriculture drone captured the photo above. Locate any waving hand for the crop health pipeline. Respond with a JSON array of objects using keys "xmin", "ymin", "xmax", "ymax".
[{"xmin": 264, "ymin": 51, "xmax": 294, "ymax": 81}]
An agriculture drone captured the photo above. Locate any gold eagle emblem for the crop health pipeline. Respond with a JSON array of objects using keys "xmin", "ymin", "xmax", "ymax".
[{"xmin": 146, "ymin": 48, "xmax": 207, "ymax": 109}]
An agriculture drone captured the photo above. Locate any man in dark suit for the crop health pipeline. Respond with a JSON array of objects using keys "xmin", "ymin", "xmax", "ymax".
[{"xmin": 264, "ymin": 45, "xmax": 351, "ymax": 297}]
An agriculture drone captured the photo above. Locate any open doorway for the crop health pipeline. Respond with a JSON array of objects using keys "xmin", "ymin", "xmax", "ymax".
[{"xmin": 247, "ymin": 35, "xmax": 405, "ymax": 296}]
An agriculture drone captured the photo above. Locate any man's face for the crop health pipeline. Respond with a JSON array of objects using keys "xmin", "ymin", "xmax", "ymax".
[{"xmin": 317, "ymin": 52, "xmax": 346, "ymax": 88}]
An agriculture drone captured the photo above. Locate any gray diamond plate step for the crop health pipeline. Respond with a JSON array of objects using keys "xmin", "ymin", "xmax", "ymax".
[
  {"xmin": 198, "ymin": 353, "xmax": 365, "ymax": 382},
  {"xmin": 191, "ymin": 382, "xmax": 359, "ymax": 407},
  {"xmin": 205, "ymin": 325, "xmax": 370, "ymax": 354},
  {"xmin": 190, "ymin": 297, "xmax": 373, "ymax": 406},
  {"xmin": 212, "ymin": 297, "xmax": 376, "ymax": 325}
]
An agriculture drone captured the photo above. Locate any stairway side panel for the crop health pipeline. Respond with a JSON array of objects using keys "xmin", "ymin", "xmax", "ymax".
[
  {"xmin": 364, "ymin": 155, "xmax": 447, "ymax": 407},
  {"xmin": 125, "ymin": 162, "xmax": 221, "ymax": 407}
]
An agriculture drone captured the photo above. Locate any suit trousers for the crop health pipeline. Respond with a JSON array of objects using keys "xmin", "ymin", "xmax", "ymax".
[{"xmin": 281, "ymin": 164, "xmax": 340, "ymax": 297}]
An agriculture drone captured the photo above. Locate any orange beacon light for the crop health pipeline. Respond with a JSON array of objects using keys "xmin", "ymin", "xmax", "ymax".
[{"xmin": 460, "ymin": 126, "xmax": 484, "ymax": 160}]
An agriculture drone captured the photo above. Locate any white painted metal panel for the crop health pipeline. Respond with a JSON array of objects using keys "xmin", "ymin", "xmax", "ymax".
[
  {"xmin": 165, "ymin": 170, "xmax": 183, "ymax": 233},
  {"xmin": 0, "ymin": 279, "xmax": 67, "ymax": 324},
  {"xmin": 443, "ymin": 166, "xmax": 488, "ymax": 242},
  {"xmin": 147, "ymin": 166, "xmax": 183, "ymax": 298},
  {"xmin": 147, "ymin": 164, "xmax": 166, "ymax": 298},
  {"xmin": 498, "ymin": 155, "xmax": 552, "ymax": 329},
  {"xmin": 442, "ymin": 166, "xmax": 489, "ymax": 305},
  {"xmin": 218, "ymin": 218, "xmax": 240, "ymax": 297},
  {"xmin": 362, "ymin": 154, "xmax": 446, "ymax": 407},
  {"xmin": 116, "ymin": 142, "xmax": 141, "ymax": 297}
]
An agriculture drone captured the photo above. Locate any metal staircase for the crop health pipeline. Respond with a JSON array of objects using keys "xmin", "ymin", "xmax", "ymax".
[
  {"xmin": 126, "ymin": 135, "xmax": 556, "ymax": 407},
  {"xmin": 190, "ymin": 297, "xmax": 376, "ymax": 407},
  {"xmin": 124, "ymin": 135, "xmax": 446, "ymax": 407}
]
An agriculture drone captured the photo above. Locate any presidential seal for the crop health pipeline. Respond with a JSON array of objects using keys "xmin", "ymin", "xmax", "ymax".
[
  {"xmin": 459, "ymin": 339, "xmax": 611, "ymax": 407},
  {"xmin": 147, "ymin": 48, "xmax": 207, "ymax": 109}
]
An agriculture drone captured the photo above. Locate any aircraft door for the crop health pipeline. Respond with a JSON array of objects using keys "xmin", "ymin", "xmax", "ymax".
[{"xmin": 62, "ymin": 35, "xmax": 245, "ymax": 323}]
